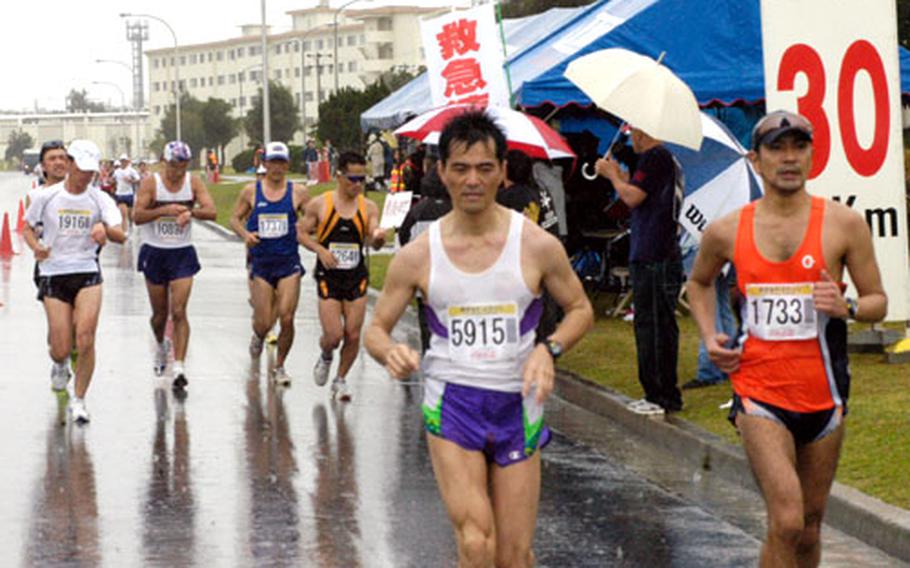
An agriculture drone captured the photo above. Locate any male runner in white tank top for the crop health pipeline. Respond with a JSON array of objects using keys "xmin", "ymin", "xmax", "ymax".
[
  {"xmin": 365, "ymin": 111, "xmax": 593, "ymax": 567},
  {"xmin": 134, "ymin": 141, "xmax": 216, "ymax": 396}
]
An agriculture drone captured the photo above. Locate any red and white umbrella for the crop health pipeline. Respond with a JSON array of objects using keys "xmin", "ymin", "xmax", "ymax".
[{"xmin": 394, "ymin": 104, "xmax": 575, "ymax": 162}]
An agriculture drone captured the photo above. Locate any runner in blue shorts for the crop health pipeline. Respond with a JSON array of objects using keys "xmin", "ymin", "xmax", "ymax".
[
  {"xmin": 112, "ymin": 154, "xmax": 140, "ymax": 234},
  {"xmin": 134, "ymin": 141, "xmax": 216, "ymax": 395},
  {"xmin": 364, "ymin": 111, "xmax": 593, "ymax": 567},
  {"xmin": 230, "ymin": 142, "xmax": 310, "ymax": 386}
]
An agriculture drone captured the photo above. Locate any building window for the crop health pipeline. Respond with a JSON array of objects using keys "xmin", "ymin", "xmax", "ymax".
[
  {"xmin": 305, "ymin": 66, "xmax": 312, "ymax": 77},
  {"xmin": 239, "ymin": 96, "xmax": 246, "ymax": 107},
  {"xmin": 294, "ymin": 67, "xmax": 301, "ymax": 78},
  {"xmin": 229, "ymin": 49, "xmax": 235, "ymax": 60},
  {"xmin": 230, "ymin": 74, "xmax": 236, "ymax": 84},
  {"xmin": 180, "ymin": 55, "xmax": 186, "ymax": 65},
  {"xmin": 293, "ymin": 42, "xmax": 300, "ymax": 52},
  {"xmin": 275, "ymin": 44, "xmax": 281, "ymax": 55},
  {"xmin": 379, "ymin": 44, "xmax": 394, "ymax": 59},
  {"xmin": 231, "ymin": 98, "xmax": 237, "ymax": 107},
  {"xmin": 347, "ymin": 35, "xmax": 356, "ymax": 46},
  {"xmin": 170, "ymin": 56, "xmax": 175, "ymax": 65},
  {"xmin": 153, "ymin": 59, "xmax": 159, "ymax": 69},
  {"xmin": 275, "ymin": 69, "xmax": 282, "ymax": 79},
  {"xmin": 377, "ymin": 17, "xmax": 393, "ymax": 31},
  {"xmin": 305, "ymin": 92, "xmax": 314, "ymax": 102},
  {"xmin": 303, "ymin": 40, "xmax": 311, "ymax": 51},
  {"xmin": 190, "ymin": 54, "xmax": 198, "ymax": 64},
  {"xmin": 348, "ymin": 61, "xmax": 356, "ymax": 72},
  {"xmin": 316, "ymin": 39, "xmax": 323, "ymax": 50},
  {"xmin": 359, "ymin": 34, "xmax": 366, "ymax": 45},
  {"xmin": 155, "ymin": 105, "xmax": 161, "ymax": 115},
  {"xmin": 208, "ymin": 77, "xmax": 214, "ymax": 86},
  {"xmin": 190, "ymin": 78, "xmax": 198, "ymax": 88},
  {"xmin": 251, "ymin": 70, "xmax": 260, "ymax": 82},
  {"xmin": 218, "ymin": 75, "xmax": 225, "ymax": 85},
  {"xmin": 217, "ymin": 51, "xmax": 224, "ymax": 61}
]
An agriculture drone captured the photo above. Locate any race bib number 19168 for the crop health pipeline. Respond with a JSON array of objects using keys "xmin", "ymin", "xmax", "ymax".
[
  {"xmin": 58, "ymin": 209, "xmax": 92, "ymax": 237},
  {"xmin": 448, "ymin": 302, "xmax": 520, "ymax": 362},
  {"xmin": 745, "ymin": 283, "xmax": 817, "ymax": 341}
]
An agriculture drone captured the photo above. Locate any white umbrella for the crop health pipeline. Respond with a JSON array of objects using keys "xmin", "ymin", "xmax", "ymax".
[{"xmin": 565, "ymin": 48, "xmax": 703, "ymax": 150}]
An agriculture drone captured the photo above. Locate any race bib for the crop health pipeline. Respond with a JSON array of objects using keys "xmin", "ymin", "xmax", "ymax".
[
  {"xmin": 447, "ymin": 302, "xmax": 520, "ymax": 363},
  {"xmin": 258, "ymin": 213, "xmax": 288, "ymax": 239},
  {"xmin": 745, "ymin": 283, "xmax": 817, "ymax": 341},
  {"xmin": 57, "ymin": 209, "xmax": 92, "ymax": 237},
  {"xmin": 330, "ymin": 242, "xmax": 360, "ymax": 270},
  {"xmin": 154, "ymin": 216, "xmax": 187, "ymax": 242}
]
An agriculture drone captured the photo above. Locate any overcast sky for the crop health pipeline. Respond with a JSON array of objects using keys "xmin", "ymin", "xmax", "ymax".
[{"xmin": 1, "ymin": 0, "xmax": 461, "ymax": 112}]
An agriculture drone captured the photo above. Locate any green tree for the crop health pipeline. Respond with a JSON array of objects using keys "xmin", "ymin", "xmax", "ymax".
[
  {"xmin": 65, "ymin": 88, "xmax": 106, "ymax": 113},
  {"xmin": 202, "ymin": 98, "xmax": 239, "ymax": 164},
  {"xmin": 900, "ymin": 0, "xmax": 910, "ymax": 48},
  {"xmin": 5, "ymin": 130, "xmax": 34, "ymax": 161},
  {"xmin": 243, "ymin": 81, "xmax": 299, "ymax": 146},
  {"xmin": 155, "ymin": 93, "xmax": 206, "ymax": 167},
  {"xmin": 318, "ymin": 81, "xmax": 391, "ymax": 151}
]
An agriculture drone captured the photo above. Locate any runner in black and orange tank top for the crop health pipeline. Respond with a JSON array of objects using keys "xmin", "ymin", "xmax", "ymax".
[
  {"xmin": 687, "ymin": 110, "xmax": 886, "ymax": 567},
  {"xmin": 299, "ymin": 151, "xmax": 390, "ymax": 401}
]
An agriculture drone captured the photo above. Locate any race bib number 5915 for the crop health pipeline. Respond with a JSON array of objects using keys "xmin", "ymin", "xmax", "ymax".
[
  {"xmin": 448, "ymin": 302, "xmax": 520, "ymax": 362},
  {"xmin": 745, "ymin": 283, "xmax": 817, "ymax": 341}
]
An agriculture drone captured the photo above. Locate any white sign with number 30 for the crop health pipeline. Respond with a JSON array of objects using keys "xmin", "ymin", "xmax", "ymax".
[{"xmin": 761, "ymin": 0, "xmax": 910, "ymax": 320}]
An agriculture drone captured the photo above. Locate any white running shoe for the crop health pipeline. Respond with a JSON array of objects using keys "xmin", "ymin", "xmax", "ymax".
[
  {"xmin": 50, "ymin": 362, "xmax": 71, "ymax": 392},
  {"xmin": 249, "ymin": 334, "xmax": 264, "ymax": 358},
  {"xmin": 154, "ymin": 338, "xmax": 171, "ymax": 376},
  {"xmin": 627, "ymin": 398, "xmax": 664, "ymax": 416},
  {"xmin": 272, "ymin": 366, "xmax": 291, "ymax": 387},
  {"xmin": 332, "ymin": 377, "xmax": 352, "ymax": 402},
  {"xmin": 68, "ymin": 397, "xmax": 90, "ymax": 425},
  {"xmin": 313, "ymin": 356, "xmax": 332, "ymax": 387}
]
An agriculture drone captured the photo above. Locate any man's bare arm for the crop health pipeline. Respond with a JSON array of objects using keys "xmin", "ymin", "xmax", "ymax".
[
  {"xmin": 841, "ymin": 210, "xmax": 887, "ymax": 322},
  {"xmin": 364, "ymin": 241, "xmax": 424, "ymax": 378},
  {"xmin": 133, "ymin": 176, "xmax": 185, "ymax": 225},
  {"xmin": 190, "ymin": 176, "xmax": 217, "ymax": 221}
]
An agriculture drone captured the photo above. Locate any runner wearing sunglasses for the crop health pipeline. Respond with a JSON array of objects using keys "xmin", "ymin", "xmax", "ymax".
[
  {"xmin": 134, "ymin": 141, "xmax": 217, "ymax": 396},
  {"xmin": 299, "ymin": 151, "xmax": 389, "ymax": 400}
]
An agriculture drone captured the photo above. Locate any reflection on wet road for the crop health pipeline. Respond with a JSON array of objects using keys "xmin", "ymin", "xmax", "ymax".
[{"xmin": 0, "ymin": 173, "xmax": 902, "ymax": 566}]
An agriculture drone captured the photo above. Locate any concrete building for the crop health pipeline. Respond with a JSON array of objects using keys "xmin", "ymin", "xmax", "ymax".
[
  {"xmin": 145, "ymin": 2, "xmax": 442, "ymax": 160},
  {"xmin": 0, "ymin": 111, "xmax": 151, "ymax": 162}
]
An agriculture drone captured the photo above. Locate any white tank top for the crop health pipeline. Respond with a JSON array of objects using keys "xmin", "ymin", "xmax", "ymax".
[
  {"xmin": 141, "ymin": 173, "xmax": 194, "ymax": 249},
  {"xmin": 422, "ymin": 210, "xmax": 541, "ymax": 392}
]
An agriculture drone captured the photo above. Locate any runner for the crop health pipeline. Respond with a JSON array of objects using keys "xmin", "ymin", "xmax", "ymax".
[
  {"xmin": 230, "ymin": 142, "xmax": 309, "ymax": 385},
  {"xmin": 299, "ymin": 151, "xmax": 388, "ymax": 401},
  {"xmin": 687, "ymin": 110, "xmax": 887, "ymax": 567},
  {"xmin": 133, "ymin": 141, "xmax": 217, "ymax": 395},
  {"xmin": 113, "ymin": 153, "xmax": 141, "ymax": 234},
  {"xmin": 363, "ymin": 110, "xmax": 593, "ymax": 566},
  {"xmin": 27, "ymin": 141, "xmax": 70, "ymax": 292},
  {"xmin": 22, "ymin": 139, "xmax": 126, "ymax": 424}
]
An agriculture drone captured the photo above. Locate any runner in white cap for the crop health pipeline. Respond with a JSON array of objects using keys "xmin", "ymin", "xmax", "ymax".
[
  {"xmin": 134, "ymin": 141, "xmax": 217, "ymax": 396},
  {"xmin": 22, "ymin": 139, "xmax": 127, "ymax": 424},
  {"xmin": 113, "ymin": 153, "xmax": 141, "ymax": 234}
]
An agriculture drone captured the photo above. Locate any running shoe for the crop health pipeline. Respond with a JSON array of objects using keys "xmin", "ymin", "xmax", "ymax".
[
  {"xmin": 331, "ymin": 377, "xmax": 352, "ymax": 402},
  {"xmin": 50, "ymin": 362, "xmax": 71, "ymax": 392},
  {"xmin": 313, "ymin": 355, "xmax": 332, "ymax": 387},
  {"xmin": 68, "ymin": 397, "xmax": 90, "ymax": 425},
  {"xmin": 154, "ymin": 338, "xmax": 171, "ymax": 376},
  {"xmin": 249, "ymin": 333, "xmax": 264, "ymax": 358},
  {"xmin": 172, "ymin": 371, "xmax": 188, "ymax": 398},
  {"xmin": 272, "ymin": 366, "xmax": 291, "ymax": 387},
  {"xmin": 627, "ymin": 398, "xmax": 664, "ymax": 416}
]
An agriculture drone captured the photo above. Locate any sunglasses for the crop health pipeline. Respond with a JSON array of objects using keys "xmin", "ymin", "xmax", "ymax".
[{"xmin": 344, "ymin": 175, "xmax": 366, "ymax": 183}]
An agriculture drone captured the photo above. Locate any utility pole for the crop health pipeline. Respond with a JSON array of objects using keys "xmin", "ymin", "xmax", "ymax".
[
  {"xmin": 125, "ymin": 20, "xmax": 148, "ymax": 156},
  {"xmin": 307, "ymin": 52, "xmax": 330, "ymax": 125},
  {"xmin": 260, "ymin": 0, "xmax": 271, "ymax": 145}
]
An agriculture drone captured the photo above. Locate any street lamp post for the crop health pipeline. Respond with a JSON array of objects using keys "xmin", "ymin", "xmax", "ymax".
[
  {"xmin": 93, "ymin": 81, "xmax": 130, "ymax": 156},
  {"xmin": 294, "ymin": 24, "xmax": 333, "ymax": 144},
  {"xmin": 95, "ymin": 59, "xmax": 140, "ymax": 156},
  {"xmin": 120, "ymin": 13, "xmax": 181, "ymax": 141},
  {"xmin": 238, "ymin": 64, "xmax": 263, "ymax": 150},
  {"xmin": 260, "ymin": 0, "xmax": 271, "ymax": 145},
  {"xmin": 333, "ymin": 0, "xmax": 368, "ymax": 94}
]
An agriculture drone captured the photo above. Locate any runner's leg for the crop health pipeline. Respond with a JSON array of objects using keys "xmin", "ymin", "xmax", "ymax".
[
  {"xmin": 251, "ymin": 277, "xmax": 278, "ymax": 340},
  {"xmin": 273, "ymin": 273, "xmax": 301, "ymax": 367},
  {"xmin": 71, "ymin": 285, "xmax": 102, "ymax": 399},
  {"xmin": 317, "ymin": 298, "xmax": 344, "ymax": 357},
  {"xmin": 44, "ymin": 297, "xmax": 74, "ymax": 366},
  {"xmin": 795, "ymin": 423, "xmax": 845, "ymax": 567},
  {"xmin": 737, "ymin": 414, "xmax": 803, "ymax": 568},
  {"xmin": 118, "ymin": 202, "xmax": 129, "ymax": 233},
  {"xmin": 168, "ymin": 277, "xmax": 194, "ymax": 363},
  {"xmin": 428, "ymin": 435, "xmax": 496, "ymax": 567},
  {"xmin": 337, "ymin": 296, "xmax": 367, "ymax": 379},
  {"xmin": 146, "ymin": 280, "xmax": 169, "ymax": 344},
  {"xmin": 491, "ymin": 453, "xmax": 541, "ymax": 568}
]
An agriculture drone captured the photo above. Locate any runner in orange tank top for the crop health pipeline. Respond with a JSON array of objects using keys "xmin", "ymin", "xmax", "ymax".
[{"xmin": 687, "ymin": 110, "xmax": 886, "ymax": 568}]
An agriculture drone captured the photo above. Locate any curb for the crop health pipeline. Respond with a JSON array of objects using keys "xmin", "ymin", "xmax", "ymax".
[
  {"xmin": 199, "ymin": 219, "xmax": 241, "ymax": 241},
  {"xmin": 555, "ymin": 370, "xmax": 910, "ymax": 562}
]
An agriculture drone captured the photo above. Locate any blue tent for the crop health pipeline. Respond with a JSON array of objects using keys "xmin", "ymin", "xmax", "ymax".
[
  {"xmin": 360, "ymin": 5, "xmax": 597, "ymax": 131},
  {"xmin": 516, "ymin": 0, "xmax": 910, "ymax": 109}
]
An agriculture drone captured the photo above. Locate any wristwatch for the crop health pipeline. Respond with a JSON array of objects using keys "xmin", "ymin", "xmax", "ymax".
[
  {"xmin": 545, "ymin": 339, "xmax": 564, "ymax": 360},
  {"xmin": 845, "ymin": 297, "xmax": 858, "ymax": 320}
]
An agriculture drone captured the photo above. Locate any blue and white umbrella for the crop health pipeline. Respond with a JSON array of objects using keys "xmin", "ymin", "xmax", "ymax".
[{"xmin": 667, "ymin": 112, "xmax": 763, "ymax": 242}]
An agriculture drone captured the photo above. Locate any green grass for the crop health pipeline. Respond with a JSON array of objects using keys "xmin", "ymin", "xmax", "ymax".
[{"xmin": 558, "ymin": 293, "xmax": 910, "ymax": 509}]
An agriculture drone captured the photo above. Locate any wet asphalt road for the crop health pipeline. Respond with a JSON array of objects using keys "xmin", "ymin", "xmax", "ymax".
[{"xmin": 0, "ymin": 172, "xmax": 903, "ymax": 567}]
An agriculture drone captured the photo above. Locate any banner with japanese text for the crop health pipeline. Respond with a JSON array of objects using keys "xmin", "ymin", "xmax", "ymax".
[
  {"xmin": 761, "ymin": 0, "xmax": 910, "ymax": 320},
  {"xmin": 420, "ymin": 4, "xmax": 510, "ymax": 108}
]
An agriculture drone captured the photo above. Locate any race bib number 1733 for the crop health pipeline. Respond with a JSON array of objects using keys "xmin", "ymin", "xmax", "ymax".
[{"xmin": 745, "ymin": 283, "xmax": 817, "ymax": 341}]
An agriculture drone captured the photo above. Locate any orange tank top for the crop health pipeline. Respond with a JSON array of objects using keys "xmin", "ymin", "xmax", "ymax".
[{"xmin": 732, "ymin": 196, "xmax": 839, "ymax": 412}]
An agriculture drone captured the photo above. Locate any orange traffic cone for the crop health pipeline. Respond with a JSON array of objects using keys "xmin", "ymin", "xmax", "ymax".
[
  {"xmin": 0, "ymin": 212, "xmax": 14, "ymax": 258},
  {"xmin": 15, "ymin": 199, "xmax": 25, "ymax": 233}
]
